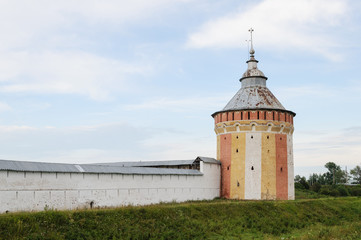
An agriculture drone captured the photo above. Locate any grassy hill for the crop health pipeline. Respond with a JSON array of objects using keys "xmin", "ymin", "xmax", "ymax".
[{"xmin": 0, "ymin": 193, "xmax": 360, "ymax": 239}]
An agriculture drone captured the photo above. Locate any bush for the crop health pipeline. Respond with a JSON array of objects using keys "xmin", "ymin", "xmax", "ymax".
[
  {"xmin": 336, "ymin": 186, "xmax": 350, "ymax": 196},
  {"xmin": 348, "ymin": 186, "xmax": 361, "ymax": 196},
  {"xmin": 320, "ymin": 186, "xmax": 331, "ymax": 195},
  {"xmin": 311, "ymin": 182, "xmax": 322, "ymax": 193},
  {"xmin": 295, "ymin": 182, "xmax": 305, "ymax": 189},
  {"xmin": 329, "ymin": 189, "xmax": 340, "ymax": 197}
]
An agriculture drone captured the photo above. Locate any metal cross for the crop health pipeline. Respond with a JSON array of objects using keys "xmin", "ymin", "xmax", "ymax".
[
  {"xmin": 248, "ymin": 28, "xmax": 255, "ymax": 55},
  {"xmin": 249, "ymin": 28, "xmax": 254, "ymax": 47}
]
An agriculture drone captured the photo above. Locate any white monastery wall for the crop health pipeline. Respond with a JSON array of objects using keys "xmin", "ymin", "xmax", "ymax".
[{"xmin": 0, "ymin": 162, "xmax": 220, "ymax": 213}]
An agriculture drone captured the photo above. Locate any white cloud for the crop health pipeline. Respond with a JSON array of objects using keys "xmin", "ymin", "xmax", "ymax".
[
  {"xmin": 0, "ymin": 51, "xmax": 150, "ymax": 100},
  {"xmin": 0, "ymin": 102, "xmax": 11, "ymax": 112},
  {"xmin": 0, "ymin": 0, "xmax": 193, "ymax": 50},
  {"xmin": 294, "ymin": 127, "xmax": 361, "ymax": 167},
  {"xmin": 124, "ymin": 95, "xmax": 228, "ymax": 112},
  {"xmin": 187, "ymin": 0, "xmax": 350, "ymax": 60},
  {"xmin": 0, "ymin": 1, "xmax": 195, "ymax": 100},
  {"xmin": 0, "ymin": 122, "xmax": 157, "ymax": 162},
  {"xmin": 0, "ymin": 120, "xmax": 216, "ymax": 163}
]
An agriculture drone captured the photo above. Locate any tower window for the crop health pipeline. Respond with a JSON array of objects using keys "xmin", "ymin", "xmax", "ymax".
[
  {"xmin": 257, "ymin": 111, "xmax": 259, "ymax": 119},
  {"xmin": 251, "ymin": 166, "xmax": 254, "ymax": 170},
  {"xmin": 224, "ymin": 137, "xmax": 226, "ymax": 140},
  {"xmin": 236, "ymin": 149, "xmax": 238, "ymax": 153},
  {"xmin": 267, "ymin": 135, "xmax": 269, "ymax": 139},
  {"xmin": 280, "ymin": 167, "xmax": 283, "ymax": 172},
  {"xmin": 237, "ymin": 181, "xmax": 240, "ymax": 187},
  {"xmin": 227, "ymin": 166, "xmax": 230, "ymax": 170},
  {"xmin": 248, "ymin": 112, "xmax": 250, "ymax": 119}
]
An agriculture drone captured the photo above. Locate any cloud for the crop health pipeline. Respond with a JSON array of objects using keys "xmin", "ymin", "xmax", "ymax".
[
  {"xmin": 0, "ymin": 0, "xmax": 193, "ymax": 50},
  {"xmin": 0, "ymin": 102, "xmax": 11, "ymax": 112},
  {"xmin": 294, "ymin": 127, "xmax": 361, "ymax": 167},
  {"xmin": 0, "ymin": 51, "xmax": 150, "ymax": 100},
  {"xmin": 0, "ymin": 1, "xmax": 194, "ymax": 100},
  {"xmin": 0, "ymin": 122, "xmax": 158, "ymax": 162},
  {"xmin": 123, "ymin": 95, "xmax": 228, "ymax": 112},
  {"xmin": 0, "ymin": 120, "xmax": 216, "ymax": 163},
  {"xmin": 186, "ymin": 0, "xmax": 351, "ymax": 60}
]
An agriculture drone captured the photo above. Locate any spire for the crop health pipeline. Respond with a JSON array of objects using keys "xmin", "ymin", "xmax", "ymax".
[
  {"xmin": 249, "ymin": 28, "xmax": 255, "ymax": 58},
  {"xmin": 241, "ymin": 28, "xmax": 267, "ymax": 81}
]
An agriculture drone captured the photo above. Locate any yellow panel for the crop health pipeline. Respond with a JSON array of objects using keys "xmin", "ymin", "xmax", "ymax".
[
  {"xmin": 226, "ymin": 126, "xmax": 236, "ymax": 132},
  {"xmin": 230, "ymin": 132, "xmax": 246, "ymax": 199},
  {"xmin": 261, "ymin": 133, "xmax": 276, "ymax": 200}
]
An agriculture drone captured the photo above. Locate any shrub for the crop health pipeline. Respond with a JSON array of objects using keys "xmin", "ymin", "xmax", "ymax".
[
  {"xmin": 320, "ymin": 186, "xmax": 331, "ymax": 195},
  {"xmin": 311, "ymin": 182, "xmax": 322, "ymax": 193},
  {"xmin": 336, "ymin": 185, "xmax": 350, "ymax": 196},
  {"xmin": 295, "ymin": 182, "xmax": 305, "ymax": 189},
  {"xmin": 348, "ymin": 186, "xmax": 361, "ymax": 196},
  {"xmin": 329, "ymin": 189, "xmax": 340, "ymax": 197}
]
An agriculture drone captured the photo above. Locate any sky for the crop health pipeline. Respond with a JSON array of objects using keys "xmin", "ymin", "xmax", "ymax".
[{"xmin": 0, "ymin": 0, "xmax": 360, "ymax": 177}]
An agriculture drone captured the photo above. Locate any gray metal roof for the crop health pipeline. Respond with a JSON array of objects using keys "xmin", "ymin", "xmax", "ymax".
[
  {"xmin": 92, "ymin": 157, "xmax": 221, "ymax": 167},
  {"xmin": 0, "ymin": 159, "xmax": 203, "ymax": 175},
  {"xmin": 79, "ymin": 165, "xmax": 202, "ymax": 175},
  {"xmin": 93, "ymin": 159, "xmax": 196, "ymax": 167},
  {"xmin": 0, "ymin": 159, "xmax": 79, "ymax": 173},
  {"xmin": 196, "ymin": 156, "xmax": 221, "ymax": 164},
  {"xmin": 222, "ymin": 85, "xmax": 285, "ymax": 112}
]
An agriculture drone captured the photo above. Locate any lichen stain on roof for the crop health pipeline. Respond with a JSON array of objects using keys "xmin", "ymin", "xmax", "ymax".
[{"xmin": 223, "ymin": 86, "xmax": 285, "ymax": 111}]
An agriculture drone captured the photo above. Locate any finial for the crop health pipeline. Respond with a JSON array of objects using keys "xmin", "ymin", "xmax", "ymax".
[{"xmin": 248, "ymin": 28, "xmax": 255, "ymax": 57}]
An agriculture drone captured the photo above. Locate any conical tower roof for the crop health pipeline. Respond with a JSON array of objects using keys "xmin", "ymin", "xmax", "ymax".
[{"xmin": 212, "ymin": 31, "xmax": 295, "ymax": 117}]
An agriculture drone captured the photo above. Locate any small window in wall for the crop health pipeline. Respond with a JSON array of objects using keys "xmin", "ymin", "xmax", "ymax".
[
  {"xmin": 251, "ymin": 166, "xmax": 254, "ymax": 170},
  {"xmin": 90, "ymin": 201, "xmax": 94, "ymax": 209},
  {"xmin": 251, "ymin": 135, "xmax": 253, "ymax": 139},
  {"xmin": 248, "ymin": 112, "xmax": 250, "ymax": 119},
  {"xmin": 236, "ymin": 136, "xmax": 238, "ymax": 139},
  {"xmin": 224, "ymin": 137, "xmax": 226, "ymax": 140},
  {"xmin": 280, "ymin": 167, "xmax": 283, "ymax": 172},
  {"xmin": 280, "ymin": 137, "xmax": 282, "ymax": 140},
  {"xmin": 267, "ymin": 135, "xmax": 269, "ymax": 139},
  {"xmin": 236, "ymin": 149, "xmax": 238, "ymax": 153},
  {"xmin": 227, "ymin": 166, "xmax": 230, "ymax": 170},
  {"xmin": 237, "ymin": 181, "xmax": 240, "ymax": 187},
  {"xmin": 257, "ymin": 111, "xmax": 259, "ymax": 119}
]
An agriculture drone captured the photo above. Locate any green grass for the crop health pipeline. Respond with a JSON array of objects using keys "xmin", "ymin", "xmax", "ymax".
[
  {"xmin": 0, "ymin": 194, "xmax": 360, "ymax": 239},
  {"xmin": 295, "ymin": 188, "xmax": 330, "ymax": 199}
]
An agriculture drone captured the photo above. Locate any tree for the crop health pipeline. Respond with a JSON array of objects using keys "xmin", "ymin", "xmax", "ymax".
[
  {"xmin": 324, "ymin": 162, "xmax": 346, "ymax": 185},
  {"xmin": 308, "ymin": 173, "xmax": 327, "ymax": 185},
  {"xmin": 294, "ymin": 175, "xmax": 309, "ymax": 189},
  {"xmin": 350, "ymin": 165, "xmax": 361, "ymax": 184}
]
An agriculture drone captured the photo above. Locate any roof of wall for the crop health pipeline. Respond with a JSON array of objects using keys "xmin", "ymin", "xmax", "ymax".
[{"xmin": 0, "ymin": 157, "xmax": 220, "ymax": 175}]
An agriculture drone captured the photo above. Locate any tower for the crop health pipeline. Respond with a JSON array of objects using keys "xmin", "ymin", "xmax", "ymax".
[{"xmin": 212, "ymin": 30, "xmax": 296, "ymax": 200}]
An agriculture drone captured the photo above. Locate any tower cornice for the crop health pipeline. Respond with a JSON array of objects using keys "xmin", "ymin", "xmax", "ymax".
[{"xmin": 211, "ymin": 108, "xmax": 296, "ymax": 118}]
